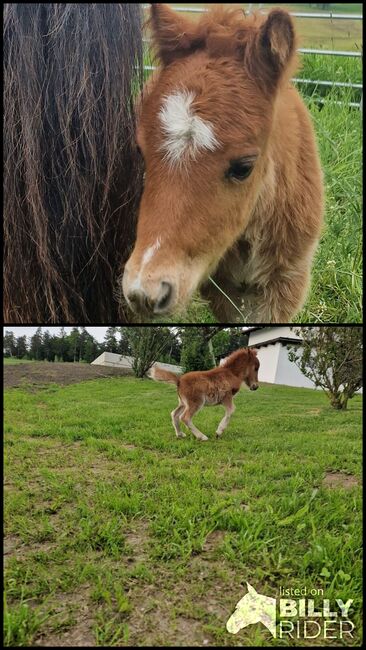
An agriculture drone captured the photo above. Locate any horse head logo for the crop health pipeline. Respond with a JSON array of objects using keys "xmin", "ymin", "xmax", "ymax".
[{"xmin": 226, "ymin": 582, "xmax": 277, "ymax": 638}]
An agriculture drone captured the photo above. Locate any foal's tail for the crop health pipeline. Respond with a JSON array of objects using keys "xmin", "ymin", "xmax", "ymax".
[{"xmin": 150, "ymin": 366, "xmax": 180, "ymax": 385}]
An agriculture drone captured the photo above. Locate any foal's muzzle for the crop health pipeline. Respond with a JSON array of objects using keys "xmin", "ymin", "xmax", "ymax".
[
  {"xmin": 124, "ymin": 280, "xmax": 174, "ymax": 315},
  {"xmin": 250, "ymin": 383, "xmax": 259, "ymax": 391}
]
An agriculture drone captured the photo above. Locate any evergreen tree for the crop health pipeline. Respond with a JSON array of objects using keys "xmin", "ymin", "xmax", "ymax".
[
  {"xmin": 83, "ymin": 336, "xmax": 99, "ymax": 363},
  {"xmin": 68, "ymin": 327, "xmax": 81, "ymax": 362},
  {"xmin": 29, "ymin": 327, "xmax": 44, "ymax": 360},
  {"xmin": 118, "ymin": 328, "xmax": 133, "ymax": 355},
  {"xmin": 42, "ymin": 330, "xmax": 55, "ymax": 362},
  {"xmin": 15, "ymin": 335, "xmax": 28, "ymax": 359},
  {"xmin": 103, "ymin": 327, "xmax": 119, "ymax": 353},
  {"xmin": 79, "ymin": 327, "xmax": 91, "ymax": 361},
  {"xmin": 54, "ymin": 327, "xmax": 68, "ymax": 361}
]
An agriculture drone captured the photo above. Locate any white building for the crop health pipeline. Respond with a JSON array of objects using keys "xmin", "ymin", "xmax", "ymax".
[
  {"xmin": 247, "ymin": 326, "xmax": 316, "ymax": 389},
  {"xmin": 91, "ymin": 351, "xmax": 182, "ymax": 374}
]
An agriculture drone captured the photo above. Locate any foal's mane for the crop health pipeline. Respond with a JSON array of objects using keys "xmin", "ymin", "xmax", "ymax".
[{"xmin": 220, "ymin": 348, "xmax": 257, "ymax": 374}]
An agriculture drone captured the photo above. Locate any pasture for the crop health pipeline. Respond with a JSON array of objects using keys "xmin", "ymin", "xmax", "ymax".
[{"xmin": 4, "ymin": 369, "xmax": 362, "ymax": 646}]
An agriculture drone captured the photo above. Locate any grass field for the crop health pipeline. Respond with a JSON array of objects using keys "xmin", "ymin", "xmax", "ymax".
[
  {"xmin": 4, "ymin": 357, "xmax": 38, "ymax": 365},
  {"xmin": 4, "ymin": 373, "xmax": 362, "ymax": 646}
]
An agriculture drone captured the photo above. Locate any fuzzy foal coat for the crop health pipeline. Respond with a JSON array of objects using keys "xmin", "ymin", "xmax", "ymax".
[
  {"xmin": 152, "ymin": 348, "xmax": 259, "ymax": 440},
  {"xmin": 123, "ymin": 4, "xmax": 324, "ymax": 323}
]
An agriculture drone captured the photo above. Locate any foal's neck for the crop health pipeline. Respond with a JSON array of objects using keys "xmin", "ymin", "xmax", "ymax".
[{"xmin": 224, "ymin": 359, "xmax": 246, "ymax": 378}]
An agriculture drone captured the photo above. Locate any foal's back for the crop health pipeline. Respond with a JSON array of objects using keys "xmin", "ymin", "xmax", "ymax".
[{"xmin": 179, "ymin": 366, "xmax": 240, "ymax": 404}]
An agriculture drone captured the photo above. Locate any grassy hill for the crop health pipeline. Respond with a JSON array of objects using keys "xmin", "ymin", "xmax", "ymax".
[{"xmin": 4, "ymin": 375, "xmax": 362, "ymax": 646}]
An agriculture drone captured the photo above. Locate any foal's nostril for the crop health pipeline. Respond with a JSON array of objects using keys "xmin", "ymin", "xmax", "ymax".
[
  {"xmin": 127, "ymin": 290, "xmax": 150, "ymax": 313},
  {"xmin": 127, "ymin": 282, "xmax": 173, "ymax": 315},
  {"xmin": 154, "ymin": 282, "xmax": 173, "ymax": 313}
]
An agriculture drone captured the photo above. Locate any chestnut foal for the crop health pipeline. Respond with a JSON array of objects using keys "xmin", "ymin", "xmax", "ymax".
[
  {"xmin": 122, "ymin": 4, "xmax": 323, "ymax": 322},
  {"xmin": 151, "ymin": 348, "xmax": 259, "ymax": 441}
]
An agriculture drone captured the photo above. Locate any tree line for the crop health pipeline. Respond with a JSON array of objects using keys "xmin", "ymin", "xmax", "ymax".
[{"xmin": 3, "ymin": 326, "xmax": 250, "ymax": 369}]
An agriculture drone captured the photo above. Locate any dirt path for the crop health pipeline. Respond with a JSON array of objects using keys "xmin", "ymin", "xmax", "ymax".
[{"xmin": 4, "ymin": 362, "xmax": 133, "ymax": 389}]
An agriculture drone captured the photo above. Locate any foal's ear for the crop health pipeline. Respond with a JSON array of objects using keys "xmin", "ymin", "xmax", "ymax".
[
  {"xmin": 247, "ymin": 9, "xmax": 297, "ymax": 92},
  {"xmin": 149, "ymin": 3, "xmax": 201, "ymax": 66}
]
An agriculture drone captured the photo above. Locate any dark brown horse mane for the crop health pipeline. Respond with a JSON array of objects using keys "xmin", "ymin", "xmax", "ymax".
[{"xmin": 4, "ymin": 3, "xmax": 144, "ymax": 323}]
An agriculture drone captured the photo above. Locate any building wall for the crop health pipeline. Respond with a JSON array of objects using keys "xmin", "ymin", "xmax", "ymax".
[
  {"xmin": 249, "ymin": 326, "xmax": 301, "ymax": 346},
  {"xmin": 91, "ymin": 352, "xmax": 133, "ymax": 368},
  {"xmin": 91, "ymin": 351, "xmax": 182, "ymax": 374},
  {"xmin": 275, "ymin": 344, "xmax": 316, "ymax": 389},
  {"xmin": 256, "ymin": 343, "xmax": 281, "ymax": 384}
]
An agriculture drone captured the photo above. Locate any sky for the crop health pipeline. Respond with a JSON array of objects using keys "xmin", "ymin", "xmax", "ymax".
[
  {"xmin": 3, "ymin": 326, "xmax": 110, "ymax": 343},
  {"xmin": 4, "ymin": 326, "xmax": 252, "ymax": 344}
]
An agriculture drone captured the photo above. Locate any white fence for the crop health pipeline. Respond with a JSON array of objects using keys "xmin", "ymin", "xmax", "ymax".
[{"xmin": 141, "ymin": 4, "xmax": 362, "ymax": 109}]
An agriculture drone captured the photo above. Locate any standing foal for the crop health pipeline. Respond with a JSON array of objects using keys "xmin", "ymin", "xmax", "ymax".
[
  {"xmin": 151, "ymin": 348, "xmax": 259, "ymax": 441},
  {"xmin": 123, "ymin": 3, "xmax": 324, "ymax": 322}
]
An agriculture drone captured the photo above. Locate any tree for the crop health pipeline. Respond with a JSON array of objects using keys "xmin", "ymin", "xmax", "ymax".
[
  {"xmin": 78, "ymin": 327, "xmax": 96, "ymax": 362},
  {"xmin": 288, "ymin": 327, "xmax": 363, "ymax": 410},
  {"xmin": 68, "ymin": 327, "xmax": 81, "ymax": 362},
  {"xmin": 120, "ymin": 327, "xmax": 178, "ymax": 378},
  {"xmin": 54, "ymin": 327, "xmax": 68, "ymax": 362},
  {"xmin": 42, "ymin": 330, "xmax": 55, "ymax": 362},
  {"xmin": 103, "ymin": 327, "xmax": 119, "ymax": 353},
  {"xmin": 16, "ymin": 335, "xmax": 28, "ymax": 359},
  {"xmin": 4, "ymin": 331, "xmax": 17, "ymax": 357},
  {"xmin": 29, "ymin": 327, "xmax": 44, "ymax": 360},
  {"xmin": 118, "ymin": 328, "xmax": 133, "ymax": 355},
  {"xmin": 83, "ymin": 336, "xmax": 99, "ymax": 364},
  {"xmin": 180, "ymin": 327, "xmax": 221, "ymax": 372}
]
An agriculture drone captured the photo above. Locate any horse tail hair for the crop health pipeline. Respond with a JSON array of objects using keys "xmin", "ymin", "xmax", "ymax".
[
  {"xmin": 4, "ymin": 3, "xmax": 144, "ymax": 323},
  {"xmin": 150, "ymin": 366, "xmax": 180, "ymax": 385}
]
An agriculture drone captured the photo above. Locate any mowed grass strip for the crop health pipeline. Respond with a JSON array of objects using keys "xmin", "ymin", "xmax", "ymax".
[{"xmin": 4, "ymin": 377, "xmax": 362, "ymax": 646}]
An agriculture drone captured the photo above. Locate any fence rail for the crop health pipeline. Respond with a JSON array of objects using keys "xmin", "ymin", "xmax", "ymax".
[
  {"xmin": 142, "ymin": 4, "xmax": 362, "ymax": 19},
  {"xmin": 141, "ymin": 4, "xmax": 362, "ymax": 109}
]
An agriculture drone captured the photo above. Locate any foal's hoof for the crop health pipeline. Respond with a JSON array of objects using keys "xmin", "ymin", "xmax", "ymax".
[
  {"xmin": 216, "ymin": 432, "xmax": 222, "ymax": 438},
  {"xmin": 177, "ymin": 432, "xmax": 186, "ymax": 438},
  {"xmin": 198, "ymin": 435, "xmax": 208, "ymax": 442}
]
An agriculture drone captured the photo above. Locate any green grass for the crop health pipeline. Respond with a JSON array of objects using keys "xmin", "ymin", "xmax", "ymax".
[
  {"xmin": 3, "ymin": 358, "xmax": 39, "ymax": 365},
  {"xmin": 4, "ymin": 376, "xmax": 362, "ymax": 646}
]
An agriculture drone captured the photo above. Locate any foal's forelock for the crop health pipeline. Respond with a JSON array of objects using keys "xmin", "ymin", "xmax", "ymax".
[{"xmin": 159, "ymin": 89, "xmax": 220, "ymax": 168}]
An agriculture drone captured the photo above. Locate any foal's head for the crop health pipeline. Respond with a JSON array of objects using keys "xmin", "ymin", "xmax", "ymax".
[
  {"xmin": 221, "ymin": 348, "xmax": 260, "ymax": 391},
  {"xmin": 123, "ymin": 3, "xmax": 298, "ymax": 316}
]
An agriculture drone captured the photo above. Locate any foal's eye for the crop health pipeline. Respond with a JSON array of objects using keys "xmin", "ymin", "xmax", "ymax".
[{"xmin": 225, "ymin": 159, "xmax": 254, "ymax": 182}]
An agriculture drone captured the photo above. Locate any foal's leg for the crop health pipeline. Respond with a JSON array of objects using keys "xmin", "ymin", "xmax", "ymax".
[
  {"xmin": 180, "ymin": 401, "xmax": 208, "ymax": 441},
  {"xmin": 171, "ymin": 400, "xmax": 186, "ymax": 438},
  {"xmin": 216, "ymin": 395, "xmax": 235, "ymax": 438}
]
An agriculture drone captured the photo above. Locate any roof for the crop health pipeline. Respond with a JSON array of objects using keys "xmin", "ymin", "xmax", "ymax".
[{"xmin": 248, "ymin": 336, "xmax": 302, "ymax": 348}]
